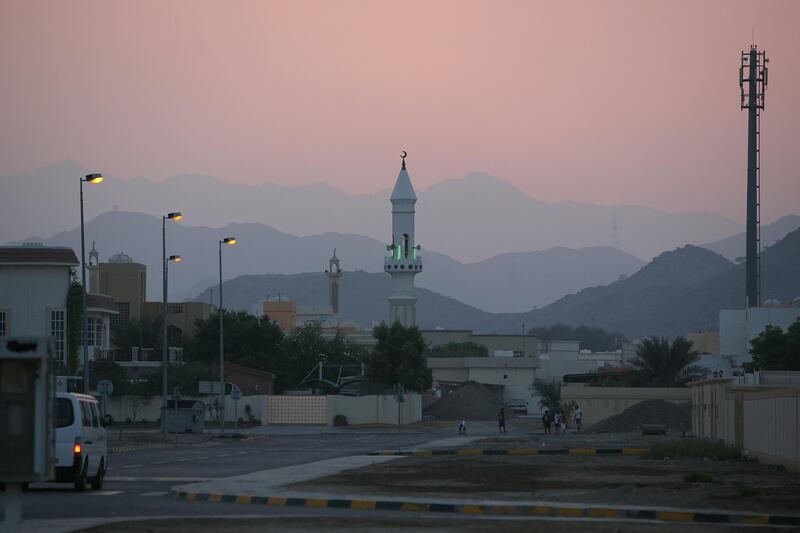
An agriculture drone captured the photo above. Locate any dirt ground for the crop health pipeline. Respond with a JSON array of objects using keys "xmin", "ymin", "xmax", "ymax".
[
  {"xmin": 80, "ymin": 516, "xmax": 780, "ymax": 533},
  {"xmin": 292, "ymin": 442, "xmax": 800, "ymax": 515}
]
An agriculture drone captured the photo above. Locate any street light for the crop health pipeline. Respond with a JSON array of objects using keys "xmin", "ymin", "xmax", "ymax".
[
  {"xmin": 79, "ymin": 173, "xmax": 104, "ymax": 393},
  {"xmin": 162, "ymin": 212, "xmax": 182, "ymax": 436},
  {"xmin": 521, "ymin": 323, "xmax": 526, "ymax": 357},
  {"xmin": 218, "ymin": 237, "xmax": 237, "ymax": 434}
]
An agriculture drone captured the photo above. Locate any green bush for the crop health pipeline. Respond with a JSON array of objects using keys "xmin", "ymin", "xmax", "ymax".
[
  {"xmin": 647, "ymin": 439, "xmax": 742, "ymax": 461},
  {"xmin": 683, "ymin": 472, "xmax": 713, "ymax": 483},
  {"xmin": 333, "ymin": 414, "xmax": 348, "ymax": 426}
]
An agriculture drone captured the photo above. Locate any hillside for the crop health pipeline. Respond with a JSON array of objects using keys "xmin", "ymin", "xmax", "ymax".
[
  {"xmin": 12, "ymin": 210, "xmax": 643, "ymax": 311},
  {"xmin": 702, "ymin": 215, "xmax": 800, "ymax": 260},
  {"xmin": 193, "ymin": 270, "xmax": 495, "ymax": 330},
  {"xmin": 484, "ymin": 228, "xmax": 800, "ymax": 338}
]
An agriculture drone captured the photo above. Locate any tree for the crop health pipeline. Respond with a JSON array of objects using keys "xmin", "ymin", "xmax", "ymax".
[
  {"xmin": 189, "ymin": 310, "xmax": 284, "ymax": 372},
  {"xmin": 365, "ymin": 322, "xmax": 430, "ymax": 393},
  {"xmin": 745, "ymin": 321, "xmax": 800, "ymax": 371},
  {"xmin": 111, "ymin": 315, "xmax": 163, "ymax": 351},
  {"xmin": 531, "ymin": 379, "xmax": 562, "ymax": 413},
  {"xmin": 629, "ymin": 336, "xmax": 703, "ymax": 387},
  {"xmin": 426, "ymin": 341, "xmax": 488, "ymax": 357}
]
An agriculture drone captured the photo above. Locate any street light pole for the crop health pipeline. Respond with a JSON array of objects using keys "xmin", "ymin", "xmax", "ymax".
[
  {"xmin": 79, "ymin": 173, "xmax": 103, "ymax": 393},
  {"xmin": 521, "ymin": 323, "xmax": 525, "ymax": 357},
  {"xmin": 162, "ymin": 212, "xmax": 182, "ymax": 436},
  {"xmin": 218, "ymin": 237, "xmax": 237, "ymax": 434}
]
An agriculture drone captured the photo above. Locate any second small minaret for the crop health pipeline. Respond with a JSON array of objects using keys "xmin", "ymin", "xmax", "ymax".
[{"xmin": 385, "ymin": 152, "xmax": 422, "ymax": 326}]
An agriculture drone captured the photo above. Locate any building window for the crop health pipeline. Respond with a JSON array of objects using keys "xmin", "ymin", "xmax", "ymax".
[
  {"xmin": 513, "ymin": 350, "xmax": 525, "ymax": 358},
  {"xmin": 111, "ymin": 302, "xmax": 130, "ymax": 326},
  {"xmin": 50, "ymin": 309, "xmax": 66, "ymax": 364},
  {"xmin": 87, "ymin": 317, "xmax": 102, "ymax": 347},
  {"xmin": 167, "ymin": 303, "xmax": 183, "ymax": 314},
  {"xmin": 0, "ymin": 310, "xmax": 7, "ymax": 336}
]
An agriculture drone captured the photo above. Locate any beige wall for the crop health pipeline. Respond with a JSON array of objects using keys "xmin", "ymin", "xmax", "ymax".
[
  {"xmin": 100, "ymin": 262, "xmax": 146, "ymax": 321},
  {"xmin": 690, "ymin": 378, "xmax": 800, "ymax": 471},
  {"xmin": 142, "ymin": 301, "xmax": 214, "ymax": 342},
  {"xmin": 327, "ymin": 394, "xmax": 422, "ymax": 426},
  {"xmin": 561, "ymin": 385, "xmax": 691, "ymax": 426}
]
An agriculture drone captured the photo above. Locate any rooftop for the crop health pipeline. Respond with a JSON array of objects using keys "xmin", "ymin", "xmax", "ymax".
[{"xmin": 0, "ymin": 246, "xmax": 79, "ymax": 266}]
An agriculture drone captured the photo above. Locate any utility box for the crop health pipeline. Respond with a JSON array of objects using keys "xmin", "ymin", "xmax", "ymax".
[
  {"xmin": 0, "ymin": 338, "xmax": 54, "ymax": 482},
  {"xmin": 163, "ymin": 400, "xmax": 206, "ymax": 433}
]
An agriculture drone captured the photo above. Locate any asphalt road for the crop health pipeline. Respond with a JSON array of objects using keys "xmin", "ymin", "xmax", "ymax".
[{"xmin": 14, "ymin": 430, "xmax": 443, "ymax": 524}]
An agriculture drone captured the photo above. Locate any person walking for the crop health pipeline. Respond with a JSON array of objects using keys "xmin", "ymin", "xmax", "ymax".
[
  {"xmin": 458, "ymin": 419, "xmax": 467, "ymax": 435},
  {"xmin": 498, "ymin": 407, "xmax": 506, "ymax": 433},
  {"xmin": 553, "ymin": 411, "xmax": 561, "ymax": 434},
  {"xmin": 574, "ymin": 405, "xmax": 583, "ymax": 432},
  {"xmin": 542, "ymin": 410, "xmax": 551, "ymax": 435},
  {"xmin": 560, "ymin": 410, "xmax": 567, "ymax": 433}
]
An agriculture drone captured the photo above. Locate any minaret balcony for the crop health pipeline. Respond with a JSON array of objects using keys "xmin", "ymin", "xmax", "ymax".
[{"xmin": 384, "ymin": 254, "xmax": 423, "ymax": 273}]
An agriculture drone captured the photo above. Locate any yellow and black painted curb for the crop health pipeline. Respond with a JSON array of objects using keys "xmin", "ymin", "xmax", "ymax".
[
  {"xmin": 368, "ymin": 447, "xmax": 650, "ymax": 457},
  {"xmin": 169, "ymin": 490, "xmax": 800, "ymax": 526}
]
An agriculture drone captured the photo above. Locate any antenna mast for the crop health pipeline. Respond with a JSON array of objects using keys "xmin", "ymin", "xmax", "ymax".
[{"xmin": 740, "ymin": 45, "xmax": 768, "ymax": 308}]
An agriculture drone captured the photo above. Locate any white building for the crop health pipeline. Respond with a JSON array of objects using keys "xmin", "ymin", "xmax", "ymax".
[
  {"xmin": 427, "ymin": 356, "xmax": 540, "ymax": 408},
  {"xmin": 0, "ymin": 246, "xmax": 79, "ymax": 366},
  {"xmin": 720, "ymin": 305, "xmax": 800, "ymax": 365},
  {"xmin": 384, "ymin": 153, "xmax": 422, "ymax": 326}
]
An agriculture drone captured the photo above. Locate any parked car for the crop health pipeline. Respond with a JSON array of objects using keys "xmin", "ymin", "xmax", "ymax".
[
  {"xmin": 505, "ymin": 399, "xmax": 528, "ymax": 415},
  {"xmin": 54, "ymin": 392, "xmax": 107, "ymax": 490}
]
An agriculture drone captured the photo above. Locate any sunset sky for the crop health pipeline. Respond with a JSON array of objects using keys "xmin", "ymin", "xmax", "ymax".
[{"xmin": 1, "ymin": 0, "xmax": 798, "ymax": 223}]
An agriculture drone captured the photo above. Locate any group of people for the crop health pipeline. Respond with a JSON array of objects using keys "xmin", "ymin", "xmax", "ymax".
[
  {"xmin": 541, "ymin": 405, "xmax": 582, "ymax": 434},
  {"xmin": 457, "ymin": 405, "xmax": 584, "ymax": 435}
]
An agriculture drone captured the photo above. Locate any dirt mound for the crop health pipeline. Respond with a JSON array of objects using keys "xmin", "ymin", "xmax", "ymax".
[
  {"xmin": 424, "ymin": 381, "xmax": 505, "ymax": 421},
  {"xmin": 590, "ymin": 399, "xmax": 691, "ymax": 433}
]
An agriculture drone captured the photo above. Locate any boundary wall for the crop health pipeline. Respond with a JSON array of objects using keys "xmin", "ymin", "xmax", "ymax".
[
  {"xmin": 561, "ymin": 385, "xmax": 690, "ymax": 426},
  {"xmin": 690, "ymin": 378, "xmax": 800, "ymax": 471}
]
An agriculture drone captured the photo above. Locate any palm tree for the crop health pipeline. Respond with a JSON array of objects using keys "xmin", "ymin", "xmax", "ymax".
[
  {"xmin": 630, "ymin": 336, "xmax": 703, "ymax": 387},
  {"xmin": 531, "ymin": 379, "xmax": 562, "ymax": 413}
]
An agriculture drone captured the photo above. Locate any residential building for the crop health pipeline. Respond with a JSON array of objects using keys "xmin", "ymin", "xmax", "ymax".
[
  {"xmin": 427, "ymin": 356, "xmax": 540, "ymax": 408},
  {"xmin": 99, "ymin": 251, "xmax": 146, "ymax": 324},
  {"xmin": 720, "ymin": 305, "xmax": 800, "ymax": 365},
  {"xmin": 0, "ymin": 245, "xmax": 78, "ymax": 366},
  {"xmin": 142, "ymin": 301, "xmax": 215, "ymax": 345},
  {"xmin": 421, "ymin": 329, "xmax": 539, "ymax": 358},
  {"xmin": 225, "ymin": 361, "xmax": 275, "ymax": 395}
]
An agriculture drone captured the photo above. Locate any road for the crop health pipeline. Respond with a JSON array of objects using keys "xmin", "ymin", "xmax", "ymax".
[{"xmin": 15, "ymin": 430, "xmax": 444, "ymax": 524}]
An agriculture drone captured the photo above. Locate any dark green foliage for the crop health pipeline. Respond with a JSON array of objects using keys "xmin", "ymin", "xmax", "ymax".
[
  {"xmin": 333, "ymin": 414, "xmax": 348, "ymax": 426},
  {"xmin": 629, "ymin": 336, "xmax": 703, "ymax": 387},
  {"xmin": 683, "ymin": 472, "xmax": 714, "ymax": 483},
  {"xmin": 189, "ymin": 310, "xmax": 284, "ymax": 371},
  {"xmin": 111, "ymin": 315, "xmax": 163, "ymax": 351},
  {"xmin": 425, "ymin": 341, "xmax": 488, "ymax": 357},
  {"xmin": 529, "ymin": 323, "xmax": 628, "ymax": 352},
  {"xmin": 531, "ymin": 379, "xmax": 562, "ymax": 413},
  {"xmin": 648, "ymin": 440, "xmax": 742, "ymax": 461},
  {"xmin": 365, "ymin": 322, "xmax": 430, "ymax": 393},
  {"xmin": 745, "ymin": 321, "xmax": 800, "ymax": 371},
  {"xmin": 66, "ymin": 280, "xmax": 83, "ymax": 375}
]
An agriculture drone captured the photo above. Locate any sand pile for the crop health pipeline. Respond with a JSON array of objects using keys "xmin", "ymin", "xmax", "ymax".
[
  {"xmin": 590, "ymin": 399, "xmax": 691, "ymax": 433},
  {"xmin": 424, "ymin": 381, "xmax": 505, "ymax": 421}
]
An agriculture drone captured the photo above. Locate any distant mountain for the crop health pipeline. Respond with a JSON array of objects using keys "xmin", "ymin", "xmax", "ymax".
[
  {"xmin": 702, "ymin": 215, "xmax": 800, "ymax": 261},
  {"xmin": 193, "ymin": 270, "xmax": 495, "ymax": 330},
  {"xmin": 0, "ymin": 161, "xmax": 741, "ymax": 262},
  {"xmin": 12, "ymin": 211, "xmax": 644, "ymax": 311}
]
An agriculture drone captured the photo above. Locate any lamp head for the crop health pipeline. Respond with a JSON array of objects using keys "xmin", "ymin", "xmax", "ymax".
[
  {"xmin": 84, "ymin": 173, "xmax": 104, "ymax": 184},
  {"xmin": 222, "ymin": 237, "xmax": 237, "ymax": 245},
  {"xmin": 169, "ymin": 255, "xmax": 182, "ymax": 263},
  {"xmin": 167, "ymin": 212, "xmax": 183, "ymax": 221}
]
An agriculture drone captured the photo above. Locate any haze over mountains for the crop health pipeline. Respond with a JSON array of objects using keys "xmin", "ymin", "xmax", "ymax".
[
  {"xmin": 15, "ymin": 211, "xmax": 645, "ymax": 313},
  {"xmin": 1, "ymin": 160, "xmax": 743, "ymax": 262},
  {"xmin": 206, "ymin": 227, "xmax": 800, "ymax": 339},
  {"xmin": 702, "ymin": 215, "xmax": 800, "ymax": 261}
]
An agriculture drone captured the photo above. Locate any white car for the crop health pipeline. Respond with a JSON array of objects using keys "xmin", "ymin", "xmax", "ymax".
[{"xmin": 54, "ymin": 392, "xmax": 108, "ymax": 490}]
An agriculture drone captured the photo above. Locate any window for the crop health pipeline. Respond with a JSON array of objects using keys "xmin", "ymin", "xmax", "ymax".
[
  {"xmin": 56, "ymin": 398, "xmax": 74, "ymax": 428},
  {"xmin": 50, "ymin": 309, "xmax": 65, "ymax": 364},
  {"xmin": 167, "ymin": 303, "xmax": 183, "ymax": 314},
  {"xmin": 83, "ymin": 317, "xmax": 102, "ymax": 347},
  {"xmin": 513, "ymin": 350, "xmax": 525, "ymax": 358},
  {"xmin": 111, "ymin": 302, "xmax": 130, "ymax": 326},
  {"xmin": 90, "ymin": 402, "xmax": 102, "ymax": 427},
  {"xmin": 0, "ymin": 310, "xmax": 7, "ymax": 336},
  {"xmin": 80, "ymin": 401, "xmax": 93, "ymax": 428}
]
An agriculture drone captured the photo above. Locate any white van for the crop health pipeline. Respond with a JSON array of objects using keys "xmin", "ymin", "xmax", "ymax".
[{"xmin": 54, "ymin": 392, "xmax": 108, "ymax": 490}]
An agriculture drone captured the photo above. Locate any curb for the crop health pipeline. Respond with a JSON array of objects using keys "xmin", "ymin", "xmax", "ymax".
[
  {"xmin": 169, "ymin": 489, "xmax": 800, "ymax": 526},
  {"xmin": 109, "ymin": 440, "xmax": 220, "ymax": 454},
  {"xmin": 367, "ymin": 447, "xmax": 650, "ymax": 457}
]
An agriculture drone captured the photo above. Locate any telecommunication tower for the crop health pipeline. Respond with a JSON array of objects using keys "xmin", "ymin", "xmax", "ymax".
[{"xmin": 740, "ymin": 45, "xmax": 768, "ymax": 308}]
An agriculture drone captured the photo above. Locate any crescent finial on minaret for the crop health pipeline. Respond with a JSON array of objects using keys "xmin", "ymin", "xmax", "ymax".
[{"xmin": 401, "ymin": 150, "xmax": 407, "ymax": 170}]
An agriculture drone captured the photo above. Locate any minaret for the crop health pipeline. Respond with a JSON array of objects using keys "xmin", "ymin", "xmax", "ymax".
[
  {"xmin": 87, "ymin": 241, "xmax": 100, "ymax": 294},
  {"xmin": 384, "ymin": 152, "xmax": 422, "ymax": 326},
  {"xmin": 326, "ymin": 249, "xmax": 341, "ymax": 314}
]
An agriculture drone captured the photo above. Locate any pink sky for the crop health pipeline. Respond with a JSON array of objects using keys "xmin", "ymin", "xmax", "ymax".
[{"xmin": 1, "ymin": 0, "xmax": 798, "ymax": 222}]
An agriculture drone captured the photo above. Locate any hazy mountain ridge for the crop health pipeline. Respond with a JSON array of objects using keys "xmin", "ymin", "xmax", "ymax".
[
  {"xmin": 12, "ymin": 211, "xmax": 643, "ymax": 312},
  {"xmin": 702, "ymin": 215, "xmax": 800, "ymax": 260},
  {"xmin": 0, "ymin": 160, "xmax": 742, "ymax": 262},
  {"xmin": 482, "ymin": 228, "xmax": 800, "ymax": 338}
]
